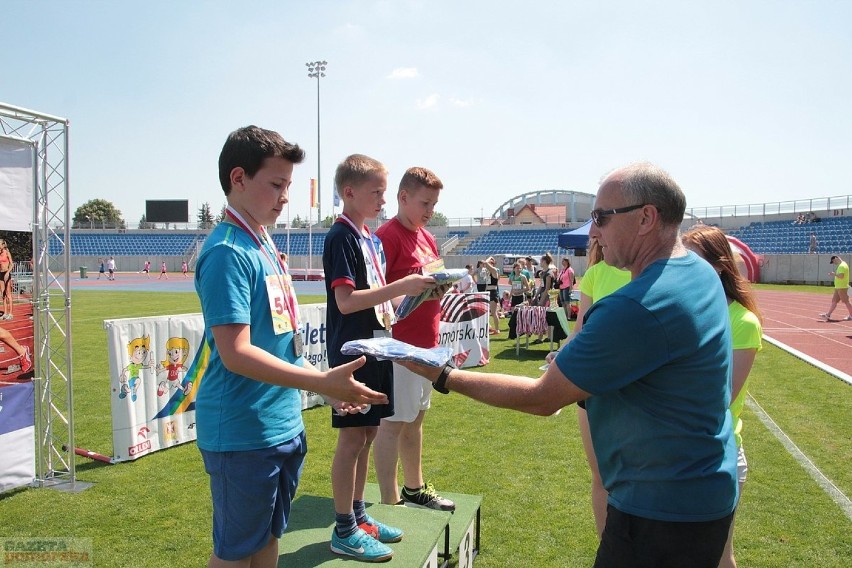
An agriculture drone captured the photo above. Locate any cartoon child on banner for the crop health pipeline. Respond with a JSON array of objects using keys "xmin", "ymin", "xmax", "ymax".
[
  {"xmin": 156, "ymin": 336, "xmax": 190, "ymax": 397},
  {"xmin": 118, "ymin": 335, "xmax": 153, "ymax": 402}
]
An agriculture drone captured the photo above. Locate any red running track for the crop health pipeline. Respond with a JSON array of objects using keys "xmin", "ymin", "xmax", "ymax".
[
  {"xmin": 0, "ymin": 296, "xmax": 34, "ymax": 384},
  {"xmin": 756, "ymin": 289, "xmax": 852, "ymax": 380}
]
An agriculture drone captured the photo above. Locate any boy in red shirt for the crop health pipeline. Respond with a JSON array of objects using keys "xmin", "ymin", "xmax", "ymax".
[{"xmin": 373, "ymin": 167, "xmax": 456, "ymax": 511}]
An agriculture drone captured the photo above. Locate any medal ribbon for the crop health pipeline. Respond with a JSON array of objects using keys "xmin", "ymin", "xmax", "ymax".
[
  {"xmin": 225, "ymin": 206, "xmax": 300, "ymax": 329},
  {"xmin": 336, "ymin": 214, "xmax": 393, "ymax": 323}
]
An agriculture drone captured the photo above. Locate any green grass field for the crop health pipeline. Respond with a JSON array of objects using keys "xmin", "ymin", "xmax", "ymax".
[{"xmin": 0, "ymin": 287, "xmax": 849, "ymax": 567}]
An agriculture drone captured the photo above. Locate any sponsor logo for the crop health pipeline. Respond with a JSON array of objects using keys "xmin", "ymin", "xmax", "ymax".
[{"xmin": 128, "ymin": 439, "xmax": 152, "ymax": 456}]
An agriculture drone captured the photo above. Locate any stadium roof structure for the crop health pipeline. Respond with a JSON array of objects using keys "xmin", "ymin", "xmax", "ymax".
[{"xmin": 491, "ymin": 189, "xmax": 596, "ymax": 224}]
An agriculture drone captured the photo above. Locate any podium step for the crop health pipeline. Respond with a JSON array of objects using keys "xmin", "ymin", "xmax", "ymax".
[
  {"xmin": 363, "ymin": 483, "xmax": 482, "ymax": 567},
  {"xmin": 279, "ymin": 493, "xmax": 451, "ymax": 567}
]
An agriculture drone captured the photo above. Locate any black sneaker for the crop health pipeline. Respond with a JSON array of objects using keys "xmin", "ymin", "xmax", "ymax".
[{"xmin": 401, "ymin": 482, "xmax": 455, "ymax": 512}]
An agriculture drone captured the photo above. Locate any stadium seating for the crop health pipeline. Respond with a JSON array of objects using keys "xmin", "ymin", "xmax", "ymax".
[
  {"xmin": 271, "ymin": 233, "xmax": 327, "ymax": 256},
  {"xmin": 459, "ymin": 229, "xmax": 568, "ymax": 257},
  {"xmin": 52, "ymin": 216, "xmax": 851, "ymax": 260},
  {"xmin": 48, "ymin": 232, "xmax": 331, "ymax": 258},
  {"xmin": 49, "ymin": 231, "xmax": 468, "ymax": 257},
  {"xmin": 49, "ymin": 233, "xmax": 204, "ymax": 257},
  {"xmin": 728, "ymin": 216, "xmax": 852, "ymax": 254}
]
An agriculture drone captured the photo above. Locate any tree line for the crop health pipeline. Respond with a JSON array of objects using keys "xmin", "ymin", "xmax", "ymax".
[{"xmin": 72, "ymin": 200, "xmax": 448, "ymax": 230}]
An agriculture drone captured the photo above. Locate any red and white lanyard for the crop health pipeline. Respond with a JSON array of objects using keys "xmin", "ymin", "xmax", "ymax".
[
  {"xmin": 336, "ymin": 213, "xmax": 393, "ymax": 323},
  {"xmin": 225, "ymin": 206, "xmax": 300, "ymax": 329}
]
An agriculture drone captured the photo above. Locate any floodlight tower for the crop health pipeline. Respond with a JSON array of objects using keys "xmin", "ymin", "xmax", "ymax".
[{"xmin": 306, "ymin": 60, "xmax": 327, "ymax": 223}]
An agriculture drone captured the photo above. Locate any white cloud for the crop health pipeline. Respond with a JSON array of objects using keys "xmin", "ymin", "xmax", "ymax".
[
  {"xmin": 416, "ymin": 93, "xmax": 440, "ymax": 109},
  {"xmin": 449, "ymin": 97, "xmax": 475, "ymax": 107},
  {"xmin": 387, "ymin": 67, "xmax": 419, "ymax": 79}
]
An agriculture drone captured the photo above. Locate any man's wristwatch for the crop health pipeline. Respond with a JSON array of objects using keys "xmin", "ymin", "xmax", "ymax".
[{"xmin": 433, "ymin": 364, "xmax": 453, "ymax": 394}]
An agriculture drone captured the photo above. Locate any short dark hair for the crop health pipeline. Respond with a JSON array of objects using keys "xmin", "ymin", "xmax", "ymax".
[{"xmin": 218, "ymin": 125, "xmax": 304, "ymax": 194}]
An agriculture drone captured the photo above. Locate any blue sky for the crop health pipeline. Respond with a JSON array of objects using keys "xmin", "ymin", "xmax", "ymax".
[{"xmin": 2, "ymin": 0, "xmax": 850, "ymax": 226}]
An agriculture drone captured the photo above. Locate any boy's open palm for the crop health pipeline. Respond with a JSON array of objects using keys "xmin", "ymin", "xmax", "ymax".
[{"xmin": 324, "ymin": 356, "xmax": 389, "ymax": 406}]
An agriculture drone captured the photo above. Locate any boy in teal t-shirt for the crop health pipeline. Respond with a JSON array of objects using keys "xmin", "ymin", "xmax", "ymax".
[{"xmin": 194, "ymin": 126, "xmax": 385, "ymax": 567}]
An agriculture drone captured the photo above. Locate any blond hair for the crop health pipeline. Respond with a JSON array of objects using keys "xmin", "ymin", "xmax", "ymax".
[{"xmin": 334, "ymin": 154, "xmax": 387, "ymax": 198}]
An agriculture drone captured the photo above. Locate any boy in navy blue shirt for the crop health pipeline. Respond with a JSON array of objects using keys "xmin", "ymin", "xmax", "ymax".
[{"xmin": 323, "ymin": 154, "xmax": 435, "ymax": 562}]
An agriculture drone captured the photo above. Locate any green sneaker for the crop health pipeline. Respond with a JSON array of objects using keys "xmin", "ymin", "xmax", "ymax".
[
  {"xmin": 330, "ymin": 527, "xmax": 393, "ymax": 562},
  {"xmin": 401, "ymin": 482, "xmax": 456, "ymax": 512}
]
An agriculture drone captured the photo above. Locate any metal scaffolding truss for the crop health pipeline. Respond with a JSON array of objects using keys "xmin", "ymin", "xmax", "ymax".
[{"xmin": 0, "ymin": 102, "xmax": 75, "ymax": 489}]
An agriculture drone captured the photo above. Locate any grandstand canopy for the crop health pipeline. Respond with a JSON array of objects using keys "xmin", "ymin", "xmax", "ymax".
[{"xmin": 491, "ymin": 189, "xmax": 596, "ymax": 224}]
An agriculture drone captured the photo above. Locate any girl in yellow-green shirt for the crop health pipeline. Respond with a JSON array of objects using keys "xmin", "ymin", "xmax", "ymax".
[{"xmin": 683, "ymin": 225, "xmax": 763, "ymax": 568}]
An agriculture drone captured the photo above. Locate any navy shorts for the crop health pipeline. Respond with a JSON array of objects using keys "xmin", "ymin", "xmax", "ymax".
[
  {"xmin": 331, "ymin": 357, "xmax": 394, "ymax": 428},
  {"xmin": 200, "ymin": 431, "xmax": 307, "ymax": 561}
]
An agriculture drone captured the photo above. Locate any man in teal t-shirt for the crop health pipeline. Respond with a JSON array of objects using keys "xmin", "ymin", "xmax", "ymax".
[{"xmin": 401, "ymin": 163, "xmax": 738, "ymax": 567}]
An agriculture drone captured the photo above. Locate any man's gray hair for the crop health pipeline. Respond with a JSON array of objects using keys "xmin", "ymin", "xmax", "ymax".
[{"xmin": 617, "ymin": 162, "xmax": 686, "ymax": 225}]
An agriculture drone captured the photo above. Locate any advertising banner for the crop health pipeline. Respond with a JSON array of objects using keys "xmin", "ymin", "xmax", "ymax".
[
  {"xmin": 105, "ymin": 305, "xmax": 329, "ymax": 463},
  {"xmin": 0, "ymin": 381, "xmax": 35, "ymax": 492},
  {"xmin": 439, "ymin": 292, "xmax": 490, "ymax": 368},
  {"xmin": 0, "ymin": 135, "xmax": 36, "ymax": 493},
  {"xmin": 105, "ymin": 299, "xmax": 488, "ymax": 462}
]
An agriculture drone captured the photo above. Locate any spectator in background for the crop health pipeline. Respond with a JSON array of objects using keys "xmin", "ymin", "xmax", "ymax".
[
  {"xmin": 531, "ymin": 252, "xmax": 555, "ymax": 344},
  {"xmin": 809, "ymin": 232, "xmax": 818, "ymax": 254},
  {"xmin": 454, "ymin": 264, "xmax": 474, "ymax": 294},
  {"xmin": 557, "ymin": 258, "xmax": 575, "ymax": 320},
  {"xmin": 508, "ymin": 261, "xmax": 531, "ymax": 308},
  {"xmin": 0, "ymin": 239, "xmax": 13, "ymax": 319},
  {"xmin": 159, "ymin": 261, "xmax": 168, "ymax": 280},
  {"xmin": 107, "ymin": 256, "xmax": 116, "ymax": 281},
  {"xmin": 475, "ymin": 260, "xmax": 487, "ymax": 293},
  {"xmin": 820, "ymin": 255, "xmax": 852, "ymax": 321},
  {"xmin": 482, "ymin": 256, "xmax": 500, "ymax": 334},
  {"xmin": 522, "ymin": 257, "xmax": 535, "ymax": 303},
  {"xmin": 97, "ymin": 258, "xmax": 106, "ymax": 280}
]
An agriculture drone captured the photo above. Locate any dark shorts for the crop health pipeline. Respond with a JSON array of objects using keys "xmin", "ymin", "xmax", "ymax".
[
  {"xmin": 476, "ymin": 283, "xmax": 486, "ymax": 292},
  {"xmin": 487, "ymin": 288, "xmax": 498, "ymax": 303},
  {"xmin": 200, "ymin": 431, "xmax": 307, "ymax": 561},
  {"xmin": 511, "ymin": 294, "xmax": 525, "ymax": 307},
  {"xmin": 331, "ymin": 357, "xmax": 394, "ymax": 428},
  {"xmin": 594, "ymin": 505, "xmax": 734, "ymax": 568}
]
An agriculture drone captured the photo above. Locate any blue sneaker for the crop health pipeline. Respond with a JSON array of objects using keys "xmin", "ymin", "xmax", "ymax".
[
  {"xmin": 359, "ymin": 514, "xmax": 404, "ymax": 543},
  {"xmin": 330, "ymin": 527, "xmax": 393, "ymax": 562}
]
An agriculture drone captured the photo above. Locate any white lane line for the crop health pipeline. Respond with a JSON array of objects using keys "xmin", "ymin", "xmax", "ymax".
[
  {"xmin": 747, "ymin": 395, "xmax": 852, "ymax": 522},
  {"xmin": 762, "ymin": 335, "xmax": 852, "ymax": 386}
]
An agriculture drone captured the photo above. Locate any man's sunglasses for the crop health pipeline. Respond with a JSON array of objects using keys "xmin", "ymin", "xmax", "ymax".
[{"xmin": 590, "ymin": 203, "xmax": 647, "ymax": 227}]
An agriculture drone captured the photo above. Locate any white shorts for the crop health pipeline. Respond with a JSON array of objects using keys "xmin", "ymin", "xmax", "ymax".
[
  {"xmin": 386, "ymin": 362, "xmax": 432, "ymax": 423},
  {"xmin": 737, "ymin": 446, "xmax": 748, "ymax": 485}
]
